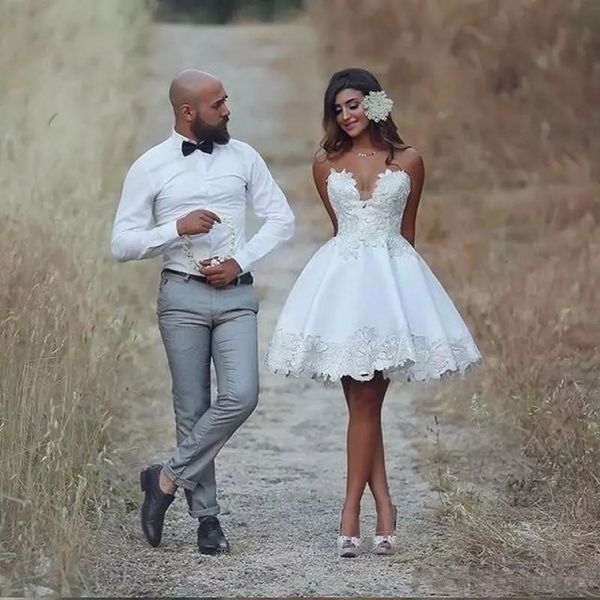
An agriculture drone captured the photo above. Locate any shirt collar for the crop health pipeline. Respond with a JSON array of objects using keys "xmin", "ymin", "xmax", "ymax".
[
  {"xmin": 171, "ymin": 127, "xmax": 194, "ymax": 146},
  {"xmin": 170, "ymin": 127, "xmax": 229, "ymax": 154}
]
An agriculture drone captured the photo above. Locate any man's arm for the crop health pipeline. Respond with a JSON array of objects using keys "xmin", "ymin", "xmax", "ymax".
[
  {"xmin": 110, "ymin": 158, "xmax": 180, "ymax": 262},
  {"xmin": 231, "ymin": 149, "xmax": 295, "ymax": 273}
]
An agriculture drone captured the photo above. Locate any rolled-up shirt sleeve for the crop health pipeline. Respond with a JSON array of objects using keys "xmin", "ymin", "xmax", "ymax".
[
  {"xmin": 233, "ymin": 150, "xmax": 295, "ymax": 273},
  {"xmin": 110, "ymin": 158, "xmax": 180, "ymax": 262}
]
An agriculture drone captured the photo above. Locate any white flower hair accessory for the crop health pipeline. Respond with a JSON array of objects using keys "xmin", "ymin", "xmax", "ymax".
[{"xmin": 361, "ymin": 90, "xmax": 394, "ymax": 123}]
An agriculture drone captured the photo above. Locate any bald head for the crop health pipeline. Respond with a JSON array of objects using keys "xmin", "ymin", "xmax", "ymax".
[
  {"xmin": 169, "ymin": 69, "xmax": 221, "ymax": 112},
  {"xmin": 169, "ymin": 69, "xmax": 231, "ymax": 144}
]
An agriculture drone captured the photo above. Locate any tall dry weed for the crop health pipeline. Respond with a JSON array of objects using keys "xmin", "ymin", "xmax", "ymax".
[
  {"xmin": 312, "ymin": 0, "xmax": 600, "ymax": 575},
  {"xmin": 0, "ymin": 0, "xmax": 149, "ymax": 594},
  {"xmin": 412, "ymin": 184, "xmax": 600, "ymax": 580},
  {"xmin": 417, "ymin": 184, "xmax": 599, "ymax": 572},
  {"xmin": 311, "ymin": 0, "xmax": 600, "ymax": 188}
]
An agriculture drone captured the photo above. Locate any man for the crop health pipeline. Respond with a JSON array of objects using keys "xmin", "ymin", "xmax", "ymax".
[{"xmin": 111, "ymin": 69, "xmax": 295, "ymax": 554}]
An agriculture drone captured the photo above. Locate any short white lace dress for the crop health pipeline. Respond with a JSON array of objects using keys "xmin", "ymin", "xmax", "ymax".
[{"xmin": 265, "ymin": 168, "xmax": 482, "ymax": 383}]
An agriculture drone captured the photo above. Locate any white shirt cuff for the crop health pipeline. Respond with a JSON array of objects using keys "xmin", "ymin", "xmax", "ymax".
[
  {"xmin": 157, "ymin": 219, "xmax": 180, "ymax": 244},
  {"xmin": 232, "ymin": 251, "xmax": 251, "ymax": 274}
]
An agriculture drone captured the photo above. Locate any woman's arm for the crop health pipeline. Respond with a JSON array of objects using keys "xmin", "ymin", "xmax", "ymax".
[
  {"xmin": 312, "ymin": 150, "xmax": 338, "ymax": 236},
  {"xmin": 400, "ymin": 149, "xmax": 425, "ymax": 247}
]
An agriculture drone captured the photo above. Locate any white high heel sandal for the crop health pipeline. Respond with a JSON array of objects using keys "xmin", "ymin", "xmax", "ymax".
[
  {"xmin": 338, "ymin": 511, "xmax": 361, "ymax": 558},
  {"xmin": 338, "ymin": 534, "xmax": 361, "ymax": 558},
  {"xmin": 371, "ymin": 504, "xmax": 398, "ymax": 555}
]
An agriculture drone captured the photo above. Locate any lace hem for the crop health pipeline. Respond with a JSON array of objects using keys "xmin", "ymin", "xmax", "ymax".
[{"xmin": 265, "ymin": 327, "xmax": 482, "ymax": 385}]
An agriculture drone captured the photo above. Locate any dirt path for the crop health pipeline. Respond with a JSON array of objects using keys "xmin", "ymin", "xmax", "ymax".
[{"xmin": 92, "ymin": 22, "xmax": 456, "ymax": 597}]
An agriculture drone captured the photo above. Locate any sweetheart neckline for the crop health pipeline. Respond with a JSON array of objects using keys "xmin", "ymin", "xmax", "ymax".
[{"xmin": 327, "ymin": 168, "xmax": 411, "ymax": 203}]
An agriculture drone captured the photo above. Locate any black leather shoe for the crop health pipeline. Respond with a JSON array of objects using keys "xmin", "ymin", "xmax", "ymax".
[
  {"xmin": 140, "ymin": 464, "xmax": 175, "ymax": 547},
  {"xmin": 197, "ymin": 516, "xmax": 230, "ymax": 555}
]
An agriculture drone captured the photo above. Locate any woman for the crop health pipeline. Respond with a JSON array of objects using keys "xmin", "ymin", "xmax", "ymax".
[{"xmin": 266, "ymin": 68, "xmax": 481, "ymax": 557}]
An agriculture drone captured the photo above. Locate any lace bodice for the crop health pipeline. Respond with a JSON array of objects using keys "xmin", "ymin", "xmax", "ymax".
[
  {"xmin": 266, "ymin": 167, "xmax": 482, "ymax": 384},
  {"xmin": 326, "ymin": 168, "xmax": 413, "ymax": 259},
  {"xmin": 266, "ymin": 166, "xmax": 482, "ymax": 384}
]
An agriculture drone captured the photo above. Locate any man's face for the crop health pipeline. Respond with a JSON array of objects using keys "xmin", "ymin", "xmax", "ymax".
[{"xmin": 190, "ymin": 81, "xmax": 231, "ymax": 144}]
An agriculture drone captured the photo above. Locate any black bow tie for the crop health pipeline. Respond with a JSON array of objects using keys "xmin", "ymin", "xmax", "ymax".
[{"xmin": 182, "ymin": 139, "xmax": 214, "ymax": 156}]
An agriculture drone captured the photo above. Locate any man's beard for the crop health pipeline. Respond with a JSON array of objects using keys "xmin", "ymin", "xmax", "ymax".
[{"xmin": 191, "ymin": 114, "xmax": 230, "ymax": 145}]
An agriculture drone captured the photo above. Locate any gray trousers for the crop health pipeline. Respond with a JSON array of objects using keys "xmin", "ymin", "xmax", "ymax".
[{"xmin": 156, "ymin": 269, "xmax": 259, "ymax": 518}]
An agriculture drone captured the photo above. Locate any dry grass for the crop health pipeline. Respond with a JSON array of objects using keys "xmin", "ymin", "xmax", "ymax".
[
  {"xmin": 420, "ymin": 185, "xmax": 600, "ymax": 576},
  {"xmin": 311, "ymin": 0, "xmax": 599, "ymax": 188},
  {"xmin": 313, "ymin": 0, "xmax": 600, "ymax": 580},
  {"xmin": 0, "ymin": 1, "xmax": 149, "ymax": 594}
]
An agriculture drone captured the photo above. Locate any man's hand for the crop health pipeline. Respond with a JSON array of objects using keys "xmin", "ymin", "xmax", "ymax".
[
  {"xmin": 200, "ymin": 258, "xmax": 242, "ymax": 288},
  {"xmin": 176, "ymin": 209, "xmax": 221, "ymax": 236}
]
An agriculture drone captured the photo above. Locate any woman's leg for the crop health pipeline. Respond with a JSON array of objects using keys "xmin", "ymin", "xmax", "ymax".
[
  {"xmin": 342, "ymin": 374, "xmax": 395, "ymax": 534},
  {"xmin": 367, "ymin": 376, "xmax": 396, "ymax": 533},
  {"xmin": 339, "ymin": 375, "xmax": 384, "ymax": 536}
]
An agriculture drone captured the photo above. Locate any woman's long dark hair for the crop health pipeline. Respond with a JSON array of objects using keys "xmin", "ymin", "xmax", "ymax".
[{"xmin": 320, "ymin": 68, "xmax": 409, "ymax": 165}]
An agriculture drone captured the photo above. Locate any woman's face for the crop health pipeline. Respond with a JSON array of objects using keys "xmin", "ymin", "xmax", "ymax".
[{"xmin": 334, "ymin": 88, "xmax": 369, "ymax": 138}]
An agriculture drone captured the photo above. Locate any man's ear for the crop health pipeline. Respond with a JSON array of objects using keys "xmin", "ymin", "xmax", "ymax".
[{"xmin": 180, "ymin": 103, "xmax": 194, "ymax": 123}]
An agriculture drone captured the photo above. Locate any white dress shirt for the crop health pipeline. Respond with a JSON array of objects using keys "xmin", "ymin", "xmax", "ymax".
[{"xmin": 111, "ymin": 129, "xmax": 295, "ymax": 274}]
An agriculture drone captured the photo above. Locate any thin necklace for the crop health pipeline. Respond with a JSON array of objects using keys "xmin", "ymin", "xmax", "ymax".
[{"xmin": 355, "ymin": 149, "xmax": 377, "ymax": 158}]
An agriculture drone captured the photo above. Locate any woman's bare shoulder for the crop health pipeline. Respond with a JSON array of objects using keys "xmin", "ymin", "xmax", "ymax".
[
  {"xmin": 391, "ymin": 146, "xmax": 424, "ymax": 179},
  {"xmin": 313, "ymin": 148, "xmax": 334, "ymax": 178},
  {"xmin": 313, "ymin": 148, "xmax": 331, "ymax": 165},
  {"xmin": 399, "ymin": 146, "xmax": 423, "ymax": 169}
]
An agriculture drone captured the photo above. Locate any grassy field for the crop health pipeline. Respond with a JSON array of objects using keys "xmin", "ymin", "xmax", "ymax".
[
  {"xmin": 312, "ymin": 0, "xmax": 600, "ymax": 580},
  {"xmin": 1, "ymin": 0, "xmax": 598, "ymax": 592},
  {"xmin": 312, "ymin": 0, "xmax": 598, "ymax": 188},
  {"xmin": 0, "ymin": 1, "xmax": 149, "ymax": 594}
]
